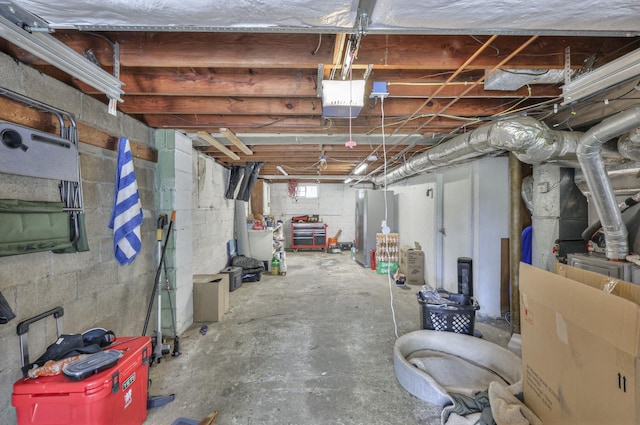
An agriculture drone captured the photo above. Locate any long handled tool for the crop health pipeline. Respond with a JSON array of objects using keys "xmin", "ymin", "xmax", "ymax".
[
  {"xmin": 142, "ymin": 211, "xmax": 175, "ymax": 362},
  {"xmin": 163, "ymin": 254, "xmax": 181, "ymax": 357},
  {"xmin": 153, "ymin": 214, "xmax": 171, "ymax": 363},
  {"xmin": 144, "ymin": 211, "xmax": 176, "ymax": 410}
]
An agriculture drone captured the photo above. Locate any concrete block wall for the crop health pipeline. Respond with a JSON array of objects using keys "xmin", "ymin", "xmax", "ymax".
[
  {"xmin": 191, "ymin": 152, "xmax": 235, "ymax": 274},
  {"xmin": 154, "ymin": 133, "xmax": 235, "ymax": 336},
  {"xmin": 156, "ymin": 131, "xmax": 194, "ymax": 334},
  {"xmin": 0, "ymin": 53, "xmax": 155, "ymax": 423},
  {"xmin": 269, "ymin": 182, "xmax": 357, "ymax": 248}
]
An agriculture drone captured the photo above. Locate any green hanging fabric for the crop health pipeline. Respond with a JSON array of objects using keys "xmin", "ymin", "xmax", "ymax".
[
  {"xmin": 52, "ymin": 210, "xmax": 90, "ymax": 254},
  {"xmin": 0, "ymin": 199, "xmax": 73, "ymax": 256}
]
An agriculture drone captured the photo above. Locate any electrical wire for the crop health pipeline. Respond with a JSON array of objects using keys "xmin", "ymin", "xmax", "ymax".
[
  {"xmin": 311, "ymin": 34, "xmax": 322, "ymax": 55},
  {"xmin": 490, "ymin": 85, "xmax": 532, "ymax": 117},
  {"xmin": 380, "ymin": 95, "xmax": 399, "ymax": 339}
]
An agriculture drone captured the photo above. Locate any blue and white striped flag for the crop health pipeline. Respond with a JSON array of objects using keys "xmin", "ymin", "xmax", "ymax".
[{"xmin": 109, "ymin": 138, "xmax": 143, "ymax": 265}]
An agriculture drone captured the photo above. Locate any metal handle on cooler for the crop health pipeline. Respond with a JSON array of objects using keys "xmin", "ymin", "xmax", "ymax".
[
  {"xmin": 16, "ymin": 306, "xmax": 64, "ymax": 368},
  {"xmin": 16, "ymin": 306, "xmax": 64, "ymax": 335}
]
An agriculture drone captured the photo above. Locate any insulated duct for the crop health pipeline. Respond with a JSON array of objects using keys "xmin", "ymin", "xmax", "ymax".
[
  {"xmin": 372, "ymin": 117, "xmax": 582, "ymax": 186},
  {"xmin": 576, "ymin": 106, "xmax": 640, "ymax": 260},
  {"xmin": 617, "ymin": 128, "xmax": 640, "ymax": 162}
]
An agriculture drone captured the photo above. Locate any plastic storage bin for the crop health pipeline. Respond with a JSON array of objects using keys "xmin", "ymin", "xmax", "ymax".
[
  {"xmin": 220, "ymin": 266, "xmax": 243, "ymax": 292},
  {"xmin": 418, "ymin": 290, "xmax": 479, "ymax": 336}
]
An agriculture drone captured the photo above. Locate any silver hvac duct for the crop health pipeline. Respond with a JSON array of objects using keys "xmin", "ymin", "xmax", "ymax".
[
  {"xmin": 372, "ymin": 116, "xmax": 582, "ymax": 186},
  {"xmin": 576, "ymin": 106, "xmax": 640, "ymax": 260},
  {"xmin": 617, "ymin": 128, "xmax": 640, "ymax": 162}
]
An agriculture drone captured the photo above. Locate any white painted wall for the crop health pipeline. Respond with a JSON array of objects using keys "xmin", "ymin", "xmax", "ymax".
[
  {"xmin": 473, "ymin": 158, "xmax": 510, "ymax": 318},
  {"xmin": 391, "ymin": 157, "xmax": 509, "ymax": 319},
  {"xmin": 269, "ymin": 182, "xmax": 357, "ymax": 248},
  {"xmin": 390, "ymin": 174, "xmax": 438, "ymax": 286},
  {"xmin": 441, "ymin": 166, "xmax": 474, "ymax": 292}
]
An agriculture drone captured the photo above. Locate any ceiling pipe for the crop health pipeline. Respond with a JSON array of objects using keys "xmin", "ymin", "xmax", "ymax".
[
  {"xmin": 365, "ymin": 35, "xmax": 540, "ymax": 176},
  {"xmin": 361, "ymin": 35, "xmax": 500, "ymax": 168},
  {"xmin": 576, "ymin": 106, "xmax": 640, "ymax": 260},
  {"xmin": 617, "ymin": 128, "xmax": 640, "ymax": 162},
  {"xmin": 371, "ymin": 116, "xmax": 582, "ymax": 186}
]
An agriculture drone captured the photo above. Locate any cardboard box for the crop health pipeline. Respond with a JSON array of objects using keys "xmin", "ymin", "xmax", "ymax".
[
  {"xmin": 400, "ymin": 244, "xmax": 425, "ymax": 285},
  {"xmin": 193, "ymin": 274, "xmax": 230, "ymax": 322},
  {"xmin": 520, "ymin": 263, "xmax": 640, "ymax": 425}
]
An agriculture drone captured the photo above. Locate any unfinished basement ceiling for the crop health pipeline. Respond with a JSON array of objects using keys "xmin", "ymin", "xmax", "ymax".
[
  {"xmin": 2, "ymin": 0, "xmax": 640, "ymax": 182},
  {"xmin": 14, "ymin": 0, "xmax": 640, "ymax": 34}
]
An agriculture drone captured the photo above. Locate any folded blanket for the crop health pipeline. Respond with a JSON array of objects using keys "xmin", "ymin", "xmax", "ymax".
[
  {"xmin": 231, "ymin": 255, "xmax": 265, "ymax": 271},
  {"xmin": 442, "ymin": 381, "xmax": 542, "ymax": 425},
  {"xmin": 489, "ymin": 381, "xmax": 541, "ymax": 425},
  {"xmin": 442, "ymin": 389, "xmax": 493, "ymax": 424}
]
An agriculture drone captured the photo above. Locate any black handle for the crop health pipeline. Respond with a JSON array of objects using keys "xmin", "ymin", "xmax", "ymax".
[{"xmin": 16, "ymin": 306, "xmax": 64, "ymax": 336}]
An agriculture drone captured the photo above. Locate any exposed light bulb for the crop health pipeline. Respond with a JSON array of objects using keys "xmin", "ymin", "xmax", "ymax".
[{"xmin": 353, "ymin": 163, "xmax": 367, "ymax": 175}]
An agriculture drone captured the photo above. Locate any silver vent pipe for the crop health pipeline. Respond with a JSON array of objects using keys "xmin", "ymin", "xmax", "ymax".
[
  {"xmin": 577, "ymin": 106, "xmax": 640, "ymax": 260},
  {"xmin": 372, "ymin": 116, "xmax": 582, "ymax": 187}
]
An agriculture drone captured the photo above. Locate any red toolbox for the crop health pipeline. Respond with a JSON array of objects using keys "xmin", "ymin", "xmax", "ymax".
[{"xmin": 12, "ymin": 336, "xmax": 151, "ymax": 425}]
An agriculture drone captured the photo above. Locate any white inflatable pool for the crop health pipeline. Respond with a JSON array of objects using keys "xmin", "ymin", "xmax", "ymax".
[{"xmin": 393, "ymin": 330, "xmax": 522, "ymax": 407}]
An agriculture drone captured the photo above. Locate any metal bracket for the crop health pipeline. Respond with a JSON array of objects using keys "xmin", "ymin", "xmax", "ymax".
[
  {"xmin": 564, "ymin": 46, "xmax": 571, "ymax": 85},
  {"xmin": 363, "ymin": 64, "xmax": 374, "ymax": 81},
  {"xmin": 357, "ymin": 9, "xmax": 369, "ymax": 36},
  {"xmin": 0, "ymin": 1, "xmax": 51, "ymax": 32},
  {"xmin": 317, "ymin": 64, "xmax": 324, "ymax": 98}
]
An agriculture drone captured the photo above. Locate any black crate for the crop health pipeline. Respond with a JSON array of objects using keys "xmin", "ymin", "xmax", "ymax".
[
  {"xmin": 419, "ymin": 299, "xmax": 479, "ymax": 336},
  {"xmin": 220, "ymin": 266, "xmax": 243, "ymax": 292}
]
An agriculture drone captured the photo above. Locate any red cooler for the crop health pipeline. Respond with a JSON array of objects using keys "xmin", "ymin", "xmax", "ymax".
[{"xmin": 12, "ymin": 336, "xmax": 151, "ymax": 425}]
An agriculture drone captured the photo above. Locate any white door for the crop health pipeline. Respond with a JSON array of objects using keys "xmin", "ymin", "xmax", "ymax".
[{"xmin": 439, "ymin": 168, "xmax": 473, "ymax": 292}]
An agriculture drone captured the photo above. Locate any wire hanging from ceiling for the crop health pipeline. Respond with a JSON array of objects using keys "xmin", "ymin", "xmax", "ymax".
[{"xmin": 345, "ymin": 57, "xmax": 357, "ymax": 149}]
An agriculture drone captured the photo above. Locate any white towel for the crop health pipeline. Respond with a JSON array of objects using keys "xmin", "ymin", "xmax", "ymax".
[{"xmin": 109, "ymin": 138, "xmax": 143, "ymax": 265}]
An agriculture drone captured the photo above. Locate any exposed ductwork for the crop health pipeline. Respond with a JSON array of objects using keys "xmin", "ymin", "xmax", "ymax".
[
  {"xmin": 576, "ymin": 106, "xmax": 640, "ymax": 260},
  {"xmin": 372, "ymin": 116, "xmax": 582, "ymax": 186},
  {"xmin": 617, "ymin": 128, "xmax": 640, "ymax": 162},
  {"xmin": 371, "ymin": 107, "xmax": 640, "ymax": 261}
]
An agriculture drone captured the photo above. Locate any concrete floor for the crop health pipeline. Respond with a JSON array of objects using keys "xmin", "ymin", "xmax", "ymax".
[{"xmin": 143, "ymin": 251, "xmax": 513, "ymax": 425}]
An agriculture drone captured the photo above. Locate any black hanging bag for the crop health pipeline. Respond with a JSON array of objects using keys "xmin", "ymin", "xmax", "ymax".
[{"xmin": 0, "ymin": 290, "xmax": 16, "ymax": 324}]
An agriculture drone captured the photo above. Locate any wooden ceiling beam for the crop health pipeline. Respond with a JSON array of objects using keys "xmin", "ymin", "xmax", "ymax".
[
  {"xmin": 77, "ymin": 67, "xmax": 319, "ymax": 97},
  {"xmin": 0, "ymin": 96, "xmax": 156, "ymax": 162},
  {"xmin": 72, "ymin": 66, "xmax": 559, "ymax": 98},
  {"xmin": 196, "ymin": 131, "xmax": 240, "ymax": 160},
  {"xmin": 51, "ymin": 32, "xmax": 336, "ymax": 68},
  {"xmin": 355, "ymin": 35, "xmax": 635, "ymax": 70},
  {"xmin": 219, "ymin": 128, "xmax": 253, "ymax": 155},
  {"xmin": 387, "ymin": 83, "xmax": 560, "ymax": 98},
  {"xmin": 120, "ymin": 96, "xmax": 534, "ymax": 117},
  {"xmin": 41, "ymin": 32, "xmax": 634, "ymax": 70},
  {"xmin": 143, "ymin": 114, "xmax": 473, "ymax": 133}
]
